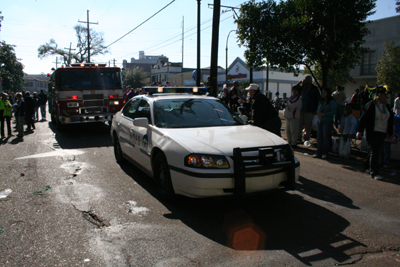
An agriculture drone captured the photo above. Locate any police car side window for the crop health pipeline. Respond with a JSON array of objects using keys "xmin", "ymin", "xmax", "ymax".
[{"xmin": 122, "ymin": 98, "xmax": 141, "ymax": 120}]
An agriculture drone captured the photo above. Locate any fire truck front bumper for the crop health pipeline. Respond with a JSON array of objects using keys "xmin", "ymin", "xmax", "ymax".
[{"xmin": 59, "ymin": 113, "xmax": 114, "ymax": 124}]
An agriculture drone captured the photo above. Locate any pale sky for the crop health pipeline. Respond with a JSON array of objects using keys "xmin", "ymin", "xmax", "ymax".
[{"xmin": 1, "ymin": 0, "xmax": 398, "ymax": 75}]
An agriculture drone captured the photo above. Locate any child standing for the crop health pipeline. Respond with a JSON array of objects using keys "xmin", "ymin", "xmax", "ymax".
[{"xmin": 339, "ymin": 105, "xmax": 357, "ymax": 140}]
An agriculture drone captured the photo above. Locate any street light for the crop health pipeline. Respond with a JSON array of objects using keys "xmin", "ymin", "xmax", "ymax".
[{"xmin": 226, "ymin": 30, "xmax": 237, "ymax": 83}]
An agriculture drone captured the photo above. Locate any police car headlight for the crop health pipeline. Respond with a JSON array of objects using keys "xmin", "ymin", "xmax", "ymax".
[{"xmin": 185, "ymin": 154, "xmax": 230, "ymax": 169}]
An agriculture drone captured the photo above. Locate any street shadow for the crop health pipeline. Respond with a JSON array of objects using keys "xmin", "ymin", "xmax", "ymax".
[
  {"xmin": 117, "ymin": 161, "xmax": 366, "ymax": 266},
  {"xmin": 297, "ymin": 176, "xmax": 360, "ymax": 209},
  {"xmin": 48, "ymin": 122, "xmax": 113, "ymax": 149}
]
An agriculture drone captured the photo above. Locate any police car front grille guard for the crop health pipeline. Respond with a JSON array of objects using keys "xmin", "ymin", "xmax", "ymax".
[{"xmin": 232, "ymin": 145, "xmax": 296, "ymax": 197}]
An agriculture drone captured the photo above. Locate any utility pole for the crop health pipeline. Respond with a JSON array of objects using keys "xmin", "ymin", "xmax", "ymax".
[
  {"xmin": 210, "ymin": 0, "xmax": 220, "ymax": 97},
  {"xmin": 196, "ymin": 0, "xmax": 201, "ymax": 87},
  {"xmin": 78, "ymin": 10, "xmax": 98, "ymax": 63},
  {"xmin": 182, "ymin": 16, "xmax": 184, "ymax": 68},
  {"xmin": 52, "ymin": 58, "xmax": 59, "ymax": 69},
  {"xmin": 64, "ymin": 42, "xmax": 76, "ymax": 66}
]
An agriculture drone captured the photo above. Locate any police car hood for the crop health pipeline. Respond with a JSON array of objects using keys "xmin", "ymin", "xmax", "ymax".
[{"xmin": 165, "ymin": 125, "xmax": 286, "ymax": 155}]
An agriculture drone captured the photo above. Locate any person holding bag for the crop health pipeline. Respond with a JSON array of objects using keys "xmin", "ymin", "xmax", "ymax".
[
  {"xmin": 283, "ymin": 85, "xmax": 302, "ymax": 148},
  {"xmin": 356, "ymin": 86, "xmax": 394, "ymax": 180}
]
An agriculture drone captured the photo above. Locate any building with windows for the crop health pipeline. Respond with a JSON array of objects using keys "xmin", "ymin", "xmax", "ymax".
[
  {"xmin": 24, "ymin": 75, "xmax": 49, "ymax": 94},
  {"xmin": 345, "ymin": 15, "xmax": 400, "ymax": 95},
  {"xmin": 150, "ymin": 59, "xmax": 183, "ymax": 85},
  {"xmin": 122, "ymin": 51, "xmax": 168, "ymax": 74}
]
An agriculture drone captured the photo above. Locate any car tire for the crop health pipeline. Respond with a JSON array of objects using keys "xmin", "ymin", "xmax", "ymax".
[
  {"xmin": 154, "ymin": 153, "xmax": 175, "ymax": 200},
  {"xmin": 114, "ymin": 135, "xmax": 125, "ymax": 164}
]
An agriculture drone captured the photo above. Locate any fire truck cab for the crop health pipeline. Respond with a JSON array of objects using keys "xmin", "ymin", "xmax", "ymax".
[{"xmin": 48, "ymin": 63, "xmax": 124, "ymax": 131}]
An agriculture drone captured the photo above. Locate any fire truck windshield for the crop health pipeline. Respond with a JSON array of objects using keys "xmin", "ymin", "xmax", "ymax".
[{"xmin": 56, "ymin": 69, "xmax": 122, "ymax": 90}]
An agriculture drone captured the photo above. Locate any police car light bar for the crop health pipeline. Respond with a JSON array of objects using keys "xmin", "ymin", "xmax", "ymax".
[{"xmin": 142, "ymin": 87, "xmax": 207, "ymax": 95}]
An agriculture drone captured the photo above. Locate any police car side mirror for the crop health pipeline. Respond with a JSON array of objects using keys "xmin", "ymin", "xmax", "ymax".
[{"xmin": 133, "ymin": 117, "xmax": 149, "ymax": 128}]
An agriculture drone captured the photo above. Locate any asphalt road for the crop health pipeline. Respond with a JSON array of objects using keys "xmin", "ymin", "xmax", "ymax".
[{"xmin": 1, "ymin": 117, "xmax": 400, "ymax": 266}]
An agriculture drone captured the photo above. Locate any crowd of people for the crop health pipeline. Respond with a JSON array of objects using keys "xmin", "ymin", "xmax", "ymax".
[
  {"xmin": 0, "ymin": 90, "xmax": 48, "ymax": 140},
  {"xmin": 218, "ymin": 77, "xmax": 398, "ymax": 181}
]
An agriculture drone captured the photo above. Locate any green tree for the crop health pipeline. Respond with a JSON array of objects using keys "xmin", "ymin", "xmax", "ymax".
[
  {"xmin": 236, "ymin": 0, "xmax": 375, "ymax": 89},
  {"xmin": 38, "ymin": 25, "xmax": 109, "ymax": 65},
  {"xmin": 396, "ymin": 0, "xmax": 400, "ymax": 12},
  {"xmin": 376, "ymin": 40, "xmax": 400, "ymax": 96},
  {"xmin": 123, "ymin": 68, "xmax": 147, "ymax": 89},
  {"xmin": 0, "ymin": 41, "xmax": 25, "ymax": 92}
]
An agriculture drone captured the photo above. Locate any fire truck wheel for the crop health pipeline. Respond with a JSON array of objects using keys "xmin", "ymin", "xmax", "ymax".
[
  {"xmin": 113, "ymin": 136, "xmax": 125, "ymax": 164},
  {"xmin": 154, "ymin": 153, "xmax": 175, "ymax": 200}
]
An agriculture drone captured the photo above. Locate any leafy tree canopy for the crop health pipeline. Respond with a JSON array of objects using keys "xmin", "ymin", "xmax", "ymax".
[
  {"xmin": 123, "ymin": 68, "xmax": 148, "ymax": 89},
  {"xmin": 236, "ymin": 0, "xmax": 376, "ymax": 88},
  {"xmin": 38, "ymin": 25, "xmax": 109, "ymax": 65},
  {"xmin": 397, "ymin": 0, "xmax": 400, "ymax": 13},
  {"xmin": 0, "ymin": 41, "xmax": 25, "ymax": 92},
  {"xmin": 376, "ymin": 40, "xmax": 400, "ymax": 96}
]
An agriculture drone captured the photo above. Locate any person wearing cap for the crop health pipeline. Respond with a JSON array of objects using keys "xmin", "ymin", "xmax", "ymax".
[
  {"xmin": 356, "ymin": 86, "xmax": 394, "ymax": 180},
  {"xmin": 239, "ymin": 83, "xmax": 281, "ymax": 136},
  {"xmin": 0, "ymin": 93, "xmax": 13, "ymax": 138}
]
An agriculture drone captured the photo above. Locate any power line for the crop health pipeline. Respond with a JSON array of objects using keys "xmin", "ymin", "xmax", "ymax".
[
  {"xmin": 109, "ymin": 13, "xmax": 232, "ymax": 62},
  {"xmin": 106, "ymin": 0, "xmax": 175, "ymax": 48}
]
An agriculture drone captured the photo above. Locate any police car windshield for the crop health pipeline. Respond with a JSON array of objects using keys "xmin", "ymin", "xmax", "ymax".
[
  {"xmin": 154, "ymin": 98, "xmax": 243, "ymax": 128},
  {"xmin": 56, "ymin": 70, "xmax": 122, "ymax": 90}
]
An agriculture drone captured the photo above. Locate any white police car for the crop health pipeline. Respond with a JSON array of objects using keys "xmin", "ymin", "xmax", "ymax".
[{"xmin": 111, "ymin": 87, "xmax": 300, "ymax": 199}]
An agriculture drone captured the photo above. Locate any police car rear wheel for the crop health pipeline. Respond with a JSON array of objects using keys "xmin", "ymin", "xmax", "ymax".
[
  {"xmin": 114, "ymin": 136, "xmax": 125, "ymax": 164},
  {"xmin": 154, "ymin": 153, "xmax": 175, "ymax": 200}
]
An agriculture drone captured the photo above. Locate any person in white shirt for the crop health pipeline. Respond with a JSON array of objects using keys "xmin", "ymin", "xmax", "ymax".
[
  {"xmin": 394, "ymin": 92, "xmax": 400, "ymax": 115},
  {"xmin": 356, "ymin": 86, "xmax": 394, "ymax": 180},
  {"xmin": 283, "ymin": 85, "xmax": 302, "ymax": 147}
]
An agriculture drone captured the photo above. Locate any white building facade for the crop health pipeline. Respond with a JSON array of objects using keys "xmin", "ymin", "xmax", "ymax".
[{"xmin": 344, "ymin": 15, "xmax": 400, "ymax": 97}]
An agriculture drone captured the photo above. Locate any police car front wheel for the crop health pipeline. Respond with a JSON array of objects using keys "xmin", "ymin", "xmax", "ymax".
[{"xmin": 154, "ymin": 153, "xmax": 175, "ymax": 200}]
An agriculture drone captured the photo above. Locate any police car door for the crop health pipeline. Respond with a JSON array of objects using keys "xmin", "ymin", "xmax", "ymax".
[
  {"xmin": 131, "ymin": 99, "xmax": 152, "ymax": 172},
  {"xmin": 120, "ymin": 98, "xmax": 141, "ymax": 160}
]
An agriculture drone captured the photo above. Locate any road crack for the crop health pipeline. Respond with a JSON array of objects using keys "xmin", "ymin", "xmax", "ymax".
[
  {"xmin": 336, "ymin": 246, "xmax": 400, "ymax": 266},
  {"xmin": 82, "ymin": 210, "xmax": 111, "ymax": 228}
]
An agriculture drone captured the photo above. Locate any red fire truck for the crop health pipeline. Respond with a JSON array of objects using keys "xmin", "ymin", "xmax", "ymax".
[{"xmin": 48, "ymin": 63, "xmax": 125, "ymax": 131}]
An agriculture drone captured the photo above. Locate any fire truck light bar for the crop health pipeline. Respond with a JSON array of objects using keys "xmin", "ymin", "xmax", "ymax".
[
  {"xmin": 70, "ymin": 63, "xmax": 107, "ymax": 67},
  {"xmin": 142, "ymin": 87, "xmax": 207, "ymax": 95}
]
